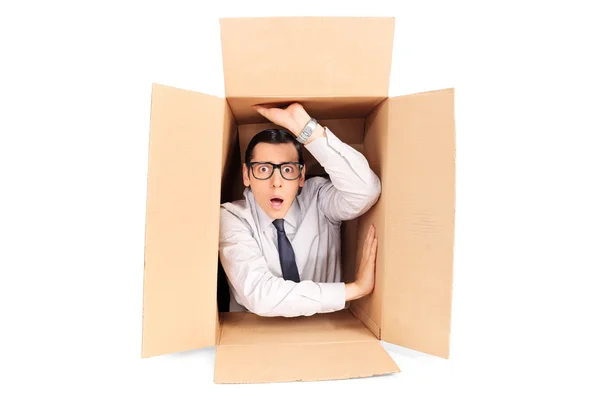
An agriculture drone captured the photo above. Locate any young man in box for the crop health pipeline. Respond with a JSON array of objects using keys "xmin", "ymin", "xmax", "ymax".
[{"xmin": 219, "ymin": 103, "xmax": 381, "ymax": 317}]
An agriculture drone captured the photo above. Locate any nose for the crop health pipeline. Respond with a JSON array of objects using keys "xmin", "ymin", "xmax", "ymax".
[{"xmin": 271, "ymin": 168, "xmax": 283, "ymax": 187}]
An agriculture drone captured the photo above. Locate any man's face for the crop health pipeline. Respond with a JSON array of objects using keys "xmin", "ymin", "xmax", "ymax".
[{"xmin": 243, "ymin": 142, "xmax": 305, "ymax": 219}]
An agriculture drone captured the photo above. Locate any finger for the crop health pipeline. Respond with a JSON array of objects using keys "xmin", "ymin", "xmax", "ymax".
[
  {"xmin": 361, "ymin": 224, "xmax": 374, "ymax": 262},
  {"xmin": 361, "ymin": 225, "xmax": 371, "ymax": 256},
  {"xmin": 252, "ymin": 105, "xmax": 267, "ymax": 117},
  {"xmin": 253, "ymin": 105, "xmax": 289, "ymax": 128},
  {"xmin": 368, "ymin": 238, "xmax": 378, "ymax": 265}
]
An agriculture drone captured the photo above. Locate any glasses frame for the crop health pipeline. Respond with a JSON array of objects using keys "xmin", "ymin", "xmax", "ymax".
[{"xmin": 247, "ymin": 161, "xmax": 304, "ymax": 180}]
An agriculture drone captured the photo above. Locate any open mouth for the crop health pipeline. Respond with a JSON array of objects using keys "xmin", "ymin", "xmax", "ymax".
[{"xmin": 270, "ymin": 196, "xmax": 284, "ymax": 209}]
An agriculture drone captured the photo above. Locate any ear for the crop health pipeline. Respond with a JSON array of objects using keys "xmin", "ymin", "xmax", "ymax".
[
  {"xmin": 242, "ymin": 164, "xmax": 251, "ymax": 187},
  {"xmin": 298, "ymin": 164, "xmax": 306, "ymax": 187}
]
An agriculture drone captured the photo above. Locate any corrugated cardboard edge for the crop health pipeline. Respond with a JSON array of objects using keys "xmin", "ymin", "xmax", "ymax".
[{"xmin": 349, "ymin": 304, "xmax": 381, "ymax": 339}]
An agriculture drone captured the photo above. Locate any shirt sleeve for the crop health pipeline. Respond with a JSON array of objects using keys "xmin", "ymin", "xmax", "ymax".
[
  {"xmin": 219, "ymin": 206, "xmax": 347, "ymax": 317},
  {"xmin": 304, "ymin": 126, "xmax": 382, "ymax": 223}
]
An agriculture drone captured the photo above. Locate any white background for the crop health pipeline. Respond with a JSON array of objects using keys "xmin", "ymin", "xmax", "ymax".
[{"xmin": 1, "ymin": 0, "xmax": 599, "ymax": 398}]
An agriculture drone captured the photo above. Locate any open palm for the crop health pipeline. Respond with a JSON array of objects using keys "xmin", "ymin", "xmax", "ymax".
[{"xmin": 357, "ymin": 224, "xmax": 377, "ymax": 295}]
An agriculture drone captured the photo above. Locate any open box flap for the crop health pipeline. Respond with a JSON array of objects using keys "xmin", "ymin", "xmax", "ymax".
[
  {"xmin": 141, "ymin": 83, "xmax": 225, "ymax": 357},
  {"xmin": 219, "ymin": 17, "xmax": 395, "ymax": 98},
  {"xmin": 381, "ymin": 89, "xmax": 456, "ymax": 358},
  {"xmin": 214, "ymin": 310, "xmax": 400, "ymax": 383}
]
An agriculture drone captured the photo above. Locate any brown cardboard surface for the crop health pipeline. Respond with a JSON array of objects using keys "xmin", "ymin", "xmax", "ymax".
[
  {"xmin": 219, "ymin": 17, "xmax": 395, "ymax": 98},
  {"xmin": 226, "ymin": 97, "xmax": 385, "ymax": 124},
  {"xmin": 215, "ymin": 309, "xmax": 399, "ymax": 383},
  {"xmin": 349, "ymin": 99, "xmax": 390, "ymax": 338},
  {"xmin": 219, "ymin": 100, "xmax": 240, "ymax": 204},
  {"xmin": 141, "ymin": 83, "xmax": 224, "ymax": 357},
  {"xmin": 349, "ymin": 304, "xmax": 381, "ymax": 339},
  {"xmin": 214, "ymin": 341, "xmax": 399, "ymax": 384},
  {"xmin": 219, "ymin": 309, "xmax": 375, "ymax": 345},
  {"xmin": 381, "ymin": 89, "xmax": 455, "ymax": 358},
  {"xmin": 220, "ymin": 99, "xmax": 238, "ymax": 182}
]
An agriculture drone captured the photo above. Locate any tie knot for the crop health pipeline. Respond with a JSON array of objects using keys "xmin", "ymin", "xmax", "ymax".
[{"xmin": 272, "ymin": 219, "xmax": 285, "ymax": 233}]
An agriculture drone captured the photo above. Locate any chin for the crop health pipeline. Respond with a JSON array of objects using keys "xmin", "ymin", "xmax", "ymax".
[
  {"xmin": 262, "ymin": 202, "xmax": 289, "ymax": 219},
  {"xmin": 266, "ymin": 208, "xmax": 287, "ymax": 219}
]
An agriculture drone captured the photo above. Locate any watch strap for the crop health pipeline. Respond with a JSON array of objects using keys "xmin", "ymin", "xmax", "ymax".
[{"xmin": 296, "ymin": 118, "xmax": 318, "ymax": 144}]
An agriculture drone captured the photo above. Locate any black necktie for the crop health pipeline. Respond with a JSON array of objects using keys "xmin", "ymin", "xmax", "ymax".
[{"xmin": 272, "ymin": 219, "xmax": 301, "ymax": 282}]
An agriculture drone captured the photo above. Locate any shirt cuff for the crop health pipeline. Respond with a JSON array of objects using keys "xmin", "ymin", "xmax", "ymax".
[
  {"xmin": 303, "ymin": 126, "xmax": 346, "ymax": 164},
  {"xmin": 317, "ymin": 282, "xmax": 347, "ymax": 313}
]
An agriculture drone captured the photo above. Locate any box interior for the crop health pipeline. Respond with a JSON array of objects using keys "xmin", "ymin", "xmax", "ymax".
[{"xmin": 217, "ymin": 96, "xmax": 389, "ymax": 336}]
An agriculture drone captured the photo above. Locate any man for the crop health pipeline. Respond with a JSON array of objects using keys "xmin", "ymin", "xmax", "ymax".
[{"xmin": 218, "ymin": 102, "xmax": 381, "ymax": 317}]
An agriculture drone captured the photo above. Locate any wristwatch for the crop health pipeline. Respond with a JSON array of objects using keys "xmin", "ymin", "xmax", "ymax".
[{"xmin": 296, "ymin": 118, "xmax": 318, "ymax": 144}]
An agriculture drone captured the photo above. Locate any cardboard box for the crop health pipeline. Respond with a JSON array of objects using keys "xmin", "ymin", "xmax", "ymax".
[{"xmin": 140, "ymin": 16, "xmax": 455, "ymax": 384}]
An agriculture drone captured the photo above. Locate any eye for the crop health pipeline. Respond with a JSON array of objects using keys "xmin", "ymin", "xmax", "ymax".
[
  {"xmin": 282, "ymin": 166, "xmax": 293, "ymax": 173},
  {"xmin": 258, "ymin": 166, "xmax": 269, "ymax": 173}
]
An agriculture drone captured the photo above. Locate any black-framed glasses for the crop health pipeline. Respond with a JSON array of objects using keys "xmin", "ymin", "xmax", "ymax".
[{"xmin": 247, "ymin": 162, "xmax": 304, "ymax": 180}]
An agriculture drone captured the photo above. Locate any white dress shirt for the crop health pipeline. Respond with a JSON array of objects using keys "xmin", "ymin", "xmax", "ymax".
[{"xmin": 218, "ymin": 126, "xmax": 381, "ymax": 317}]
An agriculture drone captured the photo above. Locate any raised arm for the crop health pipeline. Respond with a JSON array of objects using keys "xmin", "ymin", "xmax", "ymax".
[
  {"xmin": 253, "ymin": 102, "xmax": 381, "ymax": 223},
  {"xmin": 305, "ymin": 126, "xmax": 381, "ymax": 222}
]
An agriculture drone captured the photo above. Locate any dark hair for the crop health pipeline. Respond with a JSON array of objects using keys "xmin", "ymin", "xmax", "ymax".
[{"xmin": 245, "ymin": 128, "xmax": 304, "ymax": 165}]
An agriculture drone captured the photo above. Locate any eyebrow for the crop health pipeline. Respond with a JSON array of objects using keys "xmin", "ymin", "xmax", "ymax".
[{"xmin": 249, "ymin": 161, "xmax": 300, "ymax": 164}]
